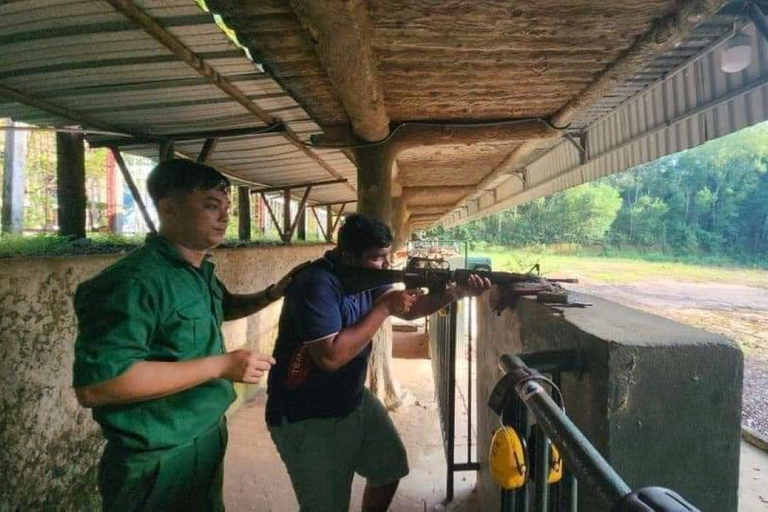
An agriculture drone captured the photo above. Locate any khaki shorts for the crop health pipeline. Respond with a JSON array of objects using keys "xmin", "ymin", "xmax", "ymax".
[{"xmin": 268, "ymin": 389, "xmax": 409, "ymax": 512}]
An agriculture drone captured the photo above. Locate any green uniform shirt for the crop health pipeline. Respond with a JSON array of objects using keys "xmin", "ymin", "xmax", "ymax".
[{"xmin": 73, "ymin": 234, "xmax": 235, "ymax": 452}]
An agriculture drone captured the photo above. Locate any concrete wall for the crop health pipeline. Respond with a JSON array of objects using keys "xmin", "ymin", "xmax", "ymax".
[
  {"xmin": 0, "ymin": 243, "xmax": 329, "ymax": 510},
  {"xmin": 476, "ymin": 294, "xmax": 743, "ymax": 512}
]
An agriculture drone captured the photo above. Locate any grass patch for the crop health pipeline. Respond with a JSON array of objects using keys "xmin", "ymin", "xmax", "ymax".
[{"xmin": 471, "ymin": 245, "xmax": 768, "ymax": 288}]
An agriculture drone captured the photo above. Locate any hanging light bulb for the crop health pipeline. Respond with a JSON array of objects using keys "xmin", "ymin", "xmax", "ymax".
[{"xmin": 721, "ymin": 32, "xmax": 752, "ymax": 73}]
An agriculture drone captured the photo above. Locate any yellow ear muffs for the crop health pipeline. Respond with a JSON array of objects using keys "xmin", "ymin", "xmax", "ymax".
[
  {"xmin": 548, "ymin": 443, "xmax": 563, "ymax": 484},
  {"xmin": 490, "ymin": 426, "xmax": 528, "ymax": 490}
]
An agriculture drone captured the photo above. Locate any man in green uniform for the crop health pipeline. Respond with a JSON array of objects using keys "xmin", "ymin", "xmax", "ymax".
[{"xmin": 73, "ymin": 159, "xmax": 298, "ymax": 511}]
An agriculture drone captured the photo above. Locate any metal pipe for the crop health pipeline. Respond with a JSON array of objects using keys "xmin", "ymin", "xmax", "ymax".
[
  {"xmin": 532, "ymin": 426, "xmax": 550, "ymax": 511},
  {"xmin": 499, "ymin": 354, "xmax": 631, "ymax": 508}
]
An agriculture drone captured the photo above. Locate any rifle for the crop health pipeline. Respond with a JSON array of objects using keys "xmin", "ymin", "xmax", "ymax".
[{"xmin": 333, "ymin": 263, "xmax": 588, "ymax": 306}]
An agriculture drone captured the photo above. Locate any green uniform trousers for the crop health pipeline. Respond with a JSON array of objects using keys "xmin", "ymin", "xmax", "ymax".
[{"xmin": 98, "ymin": 419, "xmax": 228, "ymax": 512}]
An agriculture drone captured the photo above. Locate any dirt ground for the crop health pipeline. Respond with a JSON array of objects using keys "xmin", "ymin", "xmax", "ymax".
[{"xmin": 568, "ymin": 280, "xmax": 768, "ymax": 438}]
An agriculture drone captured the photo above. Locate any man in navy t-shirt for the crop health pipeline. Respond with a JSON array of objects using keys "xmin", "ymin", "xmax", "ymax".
[{"xmin": 266, "ymin": 214, "xmax": 490, "ymax": 511}]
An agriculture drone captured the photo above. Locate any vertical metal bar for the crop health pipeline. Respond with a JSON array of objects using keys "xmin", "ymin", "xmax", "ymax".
[
  {"xmin": 517, "ymin": 399, "xmax": 530, "ymax": 511},
  {"xmin": 467, "ymin": 297, "xmax": 473, "ymax": 464},
  {"xmin": 533, "ymin": 426, "xmax": 550, "ymax": 511},
  {"xmin": 109, "ymin": 147, "xmax": 156, "ymax": 233},
  {"xmin": 446, "ymin": 302, "xmax": 457, "ymax": 503}
]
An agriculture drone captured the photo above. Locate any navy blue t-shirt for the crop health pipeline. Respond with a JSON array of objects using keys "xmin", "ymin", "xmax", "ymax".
[{"xmin": 266, "ymin": 252, "xmax": 388, "ymax": 425}]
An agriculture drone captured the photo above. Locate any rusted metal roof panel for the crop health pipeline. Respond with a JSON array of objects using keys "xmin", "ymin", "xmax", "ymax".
[{"xmin": 0, "ymin": 0, "xmax": 358, "ymax": 208}]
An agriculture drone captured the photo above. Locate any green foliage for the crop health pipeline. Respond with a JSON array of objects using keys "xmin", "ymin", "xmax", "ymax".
[{"xmin": 426, "ymin": 121, "xmax": 768, "ymax": 265}]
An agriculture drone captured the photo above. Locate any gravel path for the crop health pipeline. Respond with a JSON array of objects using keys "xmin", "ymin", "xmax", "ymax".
[{"xmin": 744, "ymin": 355, "xmax": 768, "ymax": 438}]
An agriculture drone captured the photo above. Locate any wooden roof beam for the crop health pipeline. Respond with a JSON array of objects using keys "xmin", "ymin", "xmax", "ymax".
[{"xmin": 289, "ymin": 0, "xmax": 389, "ymax": 142}]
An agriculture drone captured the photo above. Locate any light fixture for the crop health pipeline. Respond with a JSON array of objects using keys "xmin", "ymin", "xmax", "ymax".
[{"xmin": 721, "ymin": 32, "xmax": 752, "ymax": 73}]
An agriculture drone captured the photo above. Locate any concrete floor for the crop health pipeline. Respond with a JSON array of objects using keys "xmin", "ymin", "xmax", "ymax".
[
  {"xmin": 740, "ymin": 441, "xmax": 768, "ymax": 512},
  {"xmin": 223, "ymin": 358, "xmax": 476, "ymax": 512},
  {"xmin": 223, "ymin": 357, "xmax": 768, "ymax": 511}
]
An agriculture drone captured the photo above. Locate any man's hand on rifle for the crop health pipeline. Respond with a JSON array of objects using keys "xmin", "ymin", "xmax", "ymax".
[
  {"xmin": 377, "ymin": 289, "xmax": 421, "ymax": 316},
  {"xmin": 455, "ymin": 274, "xmax": 492, "ymax": 298}
]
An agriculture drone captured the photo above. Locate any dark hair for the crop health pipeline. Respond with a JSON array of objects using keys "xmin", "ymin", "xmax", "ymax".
[
  {"xmin": 337, "ymin": 213, "xmax": 393, "ymax": 257},
  {"xmin": 147, "ymin": 158, "xmax": 230, "ymax": 206}
]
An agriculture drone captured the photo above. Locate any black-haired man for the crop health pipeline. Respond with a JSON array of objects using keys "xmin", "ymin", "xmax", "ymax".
[
  {"xmin": 73, "ymin": 159, "xmax": 299, "ymax": 511},
  {"xmin": 267, "ymin": 213, "xmax": 490, "ymax": 511}
]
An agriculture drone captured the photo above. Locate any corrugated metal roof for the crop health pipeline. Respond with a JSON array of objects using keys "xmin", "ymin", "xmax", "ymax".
[
  {"xmin": 0, "ymin": 0, "xmax": 357, "ymax": 208},
  {"xmin": 444, "ymin": 16, "xmax": 768, "ymax": 227}
]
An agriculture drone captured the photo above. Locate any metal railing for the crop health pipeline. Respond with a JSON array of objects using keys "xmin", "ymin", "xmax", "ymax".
[
  {"xmin": 489, "ymin": 351, "xmax": 700, "ymax": 512},
  {"xmin": 429, "ymin": 300, "xmax": 479, "ymax": 502}
]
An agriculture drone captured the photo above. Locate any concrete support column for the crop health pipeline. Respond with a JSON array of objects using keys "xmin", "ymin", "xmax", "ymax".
[
  {"xmin": 238, "ymin": 186, "xmax": 251, "ymax": 241},
  {"xmin": 56, "ymin": 132, "xmax": 86, "ymax": 239},
  {"xmin": 475, "ymin": 295, "xmax": 742, "ymax": 511},
  {"xmin": 2, "ymin": 123, "xmax": 27, "ymax": 234}
]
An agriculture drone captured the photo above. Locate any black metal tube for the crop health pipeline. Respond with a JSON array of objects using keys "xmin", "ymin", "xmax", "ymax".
[
  {"xmin": 532, "ymin": 426, "xmax": 550, "ymax": 511},
  {"xmin": 499, "ymin": 354, "xmax": 631, "ymax": 508}
]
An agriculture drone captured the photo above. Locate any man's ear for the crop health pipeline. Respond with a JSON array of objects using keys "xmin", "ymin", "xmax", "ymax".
[{"xmin": 157, "ymin": 196, "xmax": 176, "ymax": 219}]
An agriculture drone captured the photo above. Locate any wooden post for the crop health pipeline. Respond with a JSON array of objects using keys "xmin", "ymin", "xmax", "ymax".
[
  {"xmin": 353, "ymin": 141, "xmax": 408, "ymax": 410},
  {"xmin": 283, "ymin": 188, "xmax": 291, "ymax": 243},
  {"xmin": 326, "ymin": 205, "xmax": 333, "ymax": 242},
  {"xmin": 56, "ymin": 132, "xmax": 87, "ymax": 238},
  {"xmin": 159, "ymin": 139, "xmax": 175, "ymax": 161},
  {"xmin": 2, "ymin": 123, "xmax": 27, "ymax": 234},
  {"xmin": 297, "ymin": 206, "xmax": 306, "ymax": 240},
  {"xmin": 238, "ymin": 186, "xmax": 251, "ymax": 241}
]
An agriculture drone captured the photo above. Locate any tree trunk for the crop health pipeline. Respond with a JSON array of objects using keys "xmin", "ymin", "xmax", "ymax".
[{"xmin": 354, "ymin": 143, "xmax": 412, "ymax": 410}]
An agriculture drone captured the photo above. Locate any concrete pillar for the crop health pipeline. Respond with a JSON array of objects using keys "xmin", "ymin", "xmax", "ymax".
[
  {"xmin": 2, "ymin": 123, "xmax": 27, "ymax": 234},
  {"xmin": 475, "ymin": 294, "xmax": 742, "ymax": 512},
  {"xmin": 56, "ymin": 132, "xmax": 86, "ymax": 239},
  {"xmin": 238, "ymin": 186, "xmax": 251, "ymax": 241}
]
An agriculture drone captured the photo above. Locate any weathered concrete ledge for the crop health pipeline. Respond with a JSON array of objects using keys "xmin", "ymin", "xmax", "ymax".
[
  {"xmin": 476, "ymin": 293, "xmax": 743, "ymax": 511},
  {"xmin": 0, "ymin": 243, "xmax": 330, "ymax": 510}
]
